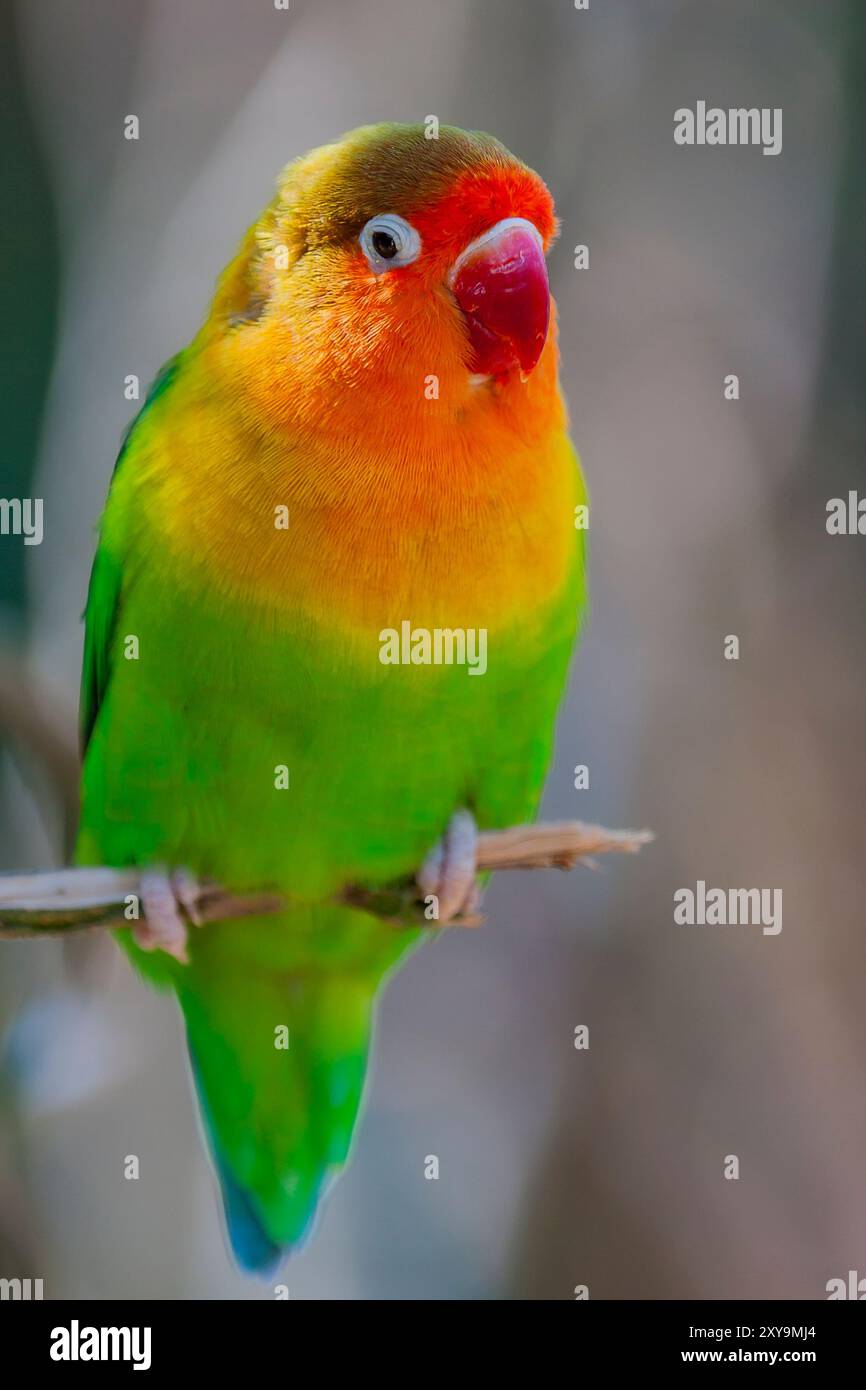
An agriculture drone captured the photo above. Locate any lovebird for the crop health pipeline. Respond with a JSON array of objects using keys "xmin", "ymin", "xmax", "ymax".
[{"xmin": 76, "ymin": 123, "xmax": 587, "ymax": 1271}]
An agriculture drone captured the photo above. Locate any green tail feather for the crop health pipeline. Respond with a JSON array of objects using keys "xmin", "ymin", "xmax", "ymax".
[{"xmin": 163, "ymin": 904, "xmax": 418, "ymax": 1267}]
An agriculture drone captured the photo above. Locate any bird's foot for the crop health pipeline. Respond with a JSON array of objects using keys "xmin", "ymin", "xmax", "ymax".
[
  {"xmin": 134, "ymin": 866, "xmax": 202, "ymax": 964},
  {"xmin": 417, "ymin": 809, "xmax": 483, "ymax": 925}
]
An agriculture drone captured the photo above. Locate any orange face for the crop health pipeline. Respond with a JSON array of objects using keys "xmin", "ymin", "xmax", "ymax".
[
  {"xmin": 155, "ymin": 126, "xmax": 578, "ymax": 635},
  {"xmin": 202, "ymin": 125, "xmax": 562, "ymax": 456}
]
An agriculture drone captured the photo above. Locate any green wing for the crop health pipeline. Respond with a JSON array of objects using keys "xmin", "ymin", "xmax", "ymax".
[
  {"xmin": 79, "ymin": 546, "xmax": 123, "ymax": 753},
  {"xmin": 79, "ymin": 356, "xmax": 181, "ymax": 753}
]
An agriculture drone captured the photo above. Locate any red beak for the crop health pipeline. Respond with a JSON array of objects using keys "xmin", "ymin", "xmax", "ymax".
[{"xmin": 449, "ymin": 217, "xmax": 550, "ymax": 379}]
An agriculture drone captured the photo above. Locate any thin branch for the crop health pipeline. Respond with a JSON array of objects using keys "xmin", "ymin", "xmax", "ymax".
[{"xmin": 0, "ymin": 820, "xmax": 652, "ymax": 938}]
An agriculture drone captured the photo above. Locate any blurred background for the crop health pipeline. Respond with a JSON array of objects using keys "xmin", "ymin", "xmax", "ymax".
[{"xmin": 1, "ymin": 0, "xmax": 864, "ymax": 1299}]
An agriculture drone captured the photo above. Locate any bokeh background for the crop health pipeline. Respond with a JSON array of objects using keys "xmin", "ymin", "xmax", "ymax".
[{"xmin": 1, "ymin": 0, "xmax": 864, "ymax": 1299}]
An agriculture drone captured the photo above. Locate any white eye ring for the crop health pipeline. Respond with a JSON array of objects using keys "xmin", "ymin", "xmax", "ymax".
[{"xmin": 359, "ymin": 214, "xmax": 422, "ymax": 273}]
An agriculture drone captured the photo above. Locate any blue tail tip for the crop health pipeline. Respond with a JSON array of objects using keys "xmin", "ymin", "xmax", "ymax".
[{"xmin": 221, "ymin": 1164, "xmax": 286, "ymax": 1276}]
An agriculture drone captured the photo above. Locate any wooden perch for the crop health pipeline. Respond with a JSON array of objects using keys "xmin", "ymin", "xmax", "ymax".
[{"xmin": 0, "ymin": 820, "xmax": 652, "ymax": 939}]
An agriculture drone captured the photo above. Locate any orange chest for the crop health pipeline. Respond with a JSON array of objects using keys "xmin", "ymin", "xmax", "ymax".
[{"xmin": 138, "ymin": 383, "xmax": 584, "ymax": 636}]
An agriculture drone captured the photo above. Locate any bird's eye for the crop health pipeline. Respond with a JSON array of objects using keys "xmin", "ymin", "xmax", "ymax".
[
  {"xmin": 359, "ymin": 214, "xmax": 421, "ymax": 273},
  {"xmin": 372, "ymin": 230, "xmax": 397, "ymax": 259}
]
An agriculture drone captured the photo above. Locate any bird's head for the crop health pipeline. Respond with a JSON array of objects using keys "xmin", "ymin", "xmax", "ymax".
[{"xmin": 205, "ymin": 123, "xmax": 560, "ymax": 444}]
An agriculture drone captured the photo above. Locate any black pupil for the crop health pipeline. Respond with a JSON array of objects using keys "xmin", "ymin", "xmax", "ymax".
[{"xmin": 372, "ymin": 230, "xmax": 398, "ymax": 259}]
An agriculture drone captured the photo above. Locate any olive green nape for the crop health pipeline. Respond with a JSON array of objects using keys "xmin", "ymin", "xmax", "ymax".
[{"xmin": 277, "ymin": 121, "xmax": 525, "ymax": 247}]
